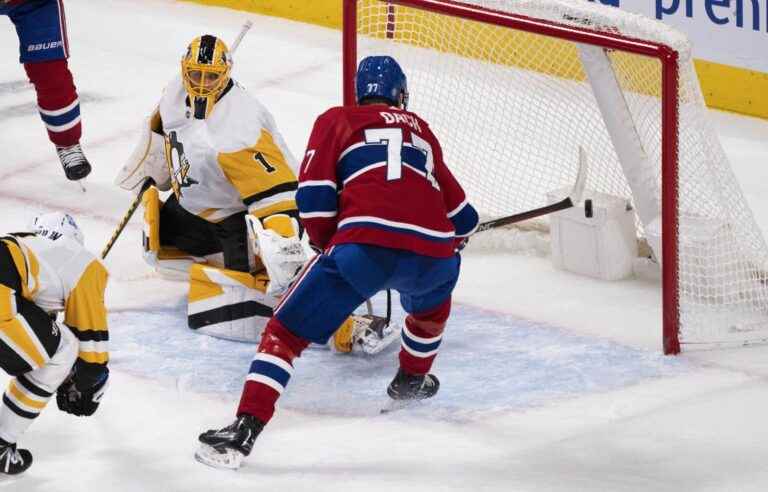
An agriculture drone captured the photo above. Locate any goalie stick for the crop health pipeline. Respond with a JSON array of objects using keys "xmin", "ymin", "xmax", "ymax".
[
  {"xmin": 364, "ymin": 289, "xmax": 392, "ymax": 327},
  {"xmin": 474, "ymin": 147, "xmax": 589, "ymax": 234},
  {"xmin": 230, "ymin": 20, "xmax": 253, "ymax": 53},
  {"xmin": 101, "ymin": 179, "xmax": 154, "ymax": 259}
]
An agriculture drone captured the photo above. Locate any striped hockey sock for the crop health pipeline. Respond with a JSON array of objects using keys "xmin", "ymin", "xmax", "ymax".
[
  {"xmin": 398, "ymin": 298, "xmax": 451, "ymax": 375},
  {"xmin": 24, "ymin": 59, "xmax": 81, "ymax": 148},
  {"xmin": 0, "ymin": 374, "xmax": 53, "ymax": 444},
  {"xmin": 237, "ymin": 318, "xmax": 309, "ymax": 423}
]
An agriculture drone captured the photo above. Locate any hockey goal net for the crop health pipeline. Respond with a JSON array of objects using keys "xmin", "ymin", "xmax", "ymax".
[{"xmin": 343, "ymin": 0, "xmax": 768, "ymax": 354}]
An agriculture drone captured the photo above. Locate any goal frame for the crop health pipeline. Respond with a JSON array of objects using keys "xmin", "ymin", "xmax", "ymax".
[{"xmin": 342, "ymin": 0, "xmax": 682, "ymax": 354}]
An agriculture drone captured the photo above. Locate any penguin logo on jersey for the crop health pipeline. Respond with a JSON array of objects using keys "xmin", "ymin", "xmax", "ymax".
[{"xmin": 164, "ymin": 131, "xmax": 199, "ymax": 199}]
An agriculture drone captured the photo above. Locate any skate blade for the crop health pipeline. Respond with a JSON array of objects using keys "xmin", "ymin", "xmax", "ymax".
[
  {"xmin": 0, "ymin": 474, "xmax": 23, "ymax": 486},
  {"xmin": 71, "ymin": 179, "xmax": 86, "ymax": 193},
  {"xmin": 380, "ymin": 399, "xmax": 417, "ymax": 415},
  {"xmin": 194, "ymin": 444, "xmax": 243, "ymax": 470}
]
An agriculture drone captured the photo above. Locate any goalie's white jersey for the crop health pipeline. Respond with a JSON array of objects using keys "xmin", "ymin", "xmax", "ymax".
[{"xmin": 158, "ymin": 76, "xmax": 299, "ymax": 223}]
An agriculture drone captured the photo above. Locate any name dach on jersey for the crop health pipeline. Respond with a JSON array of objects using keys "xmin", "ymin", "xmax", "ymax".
[{"xmin": 297, "ymin": 104, "xmax": 478, "ymax": 258}]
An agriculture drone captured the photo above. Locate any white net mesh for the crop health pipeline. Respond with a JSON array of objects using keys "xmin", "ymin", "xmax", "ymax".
[{"xmin": 354, "ymin": 0, "xmax": 768, "ymax": 348}]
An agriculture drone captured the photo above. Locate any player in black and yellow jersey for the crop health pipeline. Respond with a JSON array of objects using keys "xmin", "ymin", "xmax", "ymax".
[{"xmin": 0, "ymin": 212, "xmax": 108, "ymax": 475}]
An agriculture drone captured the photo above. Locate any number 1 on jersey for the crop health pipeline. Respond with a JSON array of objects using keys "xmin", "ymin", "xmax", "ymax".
[
  {"xmin": 364, "ymin": 128, "xmax": 403, "ymax": 181},
  {"xmin": 254, "ymin": 152, "xmax": 276, "ymax": 173}
]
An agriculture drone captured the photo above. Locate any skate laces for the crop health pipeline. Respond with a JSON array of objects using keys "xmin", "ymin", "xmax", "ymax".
[
  {"xmin": 206, "ymin": 416, "xmax": 260, "ymax": 444},
  {"xmin": 0, "ymin": 444, "xmax": 22, "ymax": 465},
  {"xmin": 210, "ymin": 420, "xmax": 238, "ymax": 438},
  {"xmin": 57, "ymin": 144, "xmax": 86, "ymax": 169},
  {"xmin": 421, "ymin": 374, "xmax": 436, "ymax": 389}
]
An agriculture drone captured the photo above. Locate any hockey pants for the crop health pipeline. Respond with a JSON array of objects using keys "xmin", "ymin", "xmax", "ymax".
[{"xmin": 160, "ymin": 195, "xmax": 250, "ymax": 272}]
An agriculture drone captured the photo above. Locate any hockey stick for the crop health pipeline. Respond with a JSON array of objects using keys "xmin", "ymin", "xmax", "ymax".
[
  {"xmin": 101, "ymin": 179, "xmax": 154, "ymax": 259},
  {"xmin": 230, "ymin": 20, "xmax": 253, "ymax": 53},
  {"xmin": 364, "ymin": 289, "xmax": 393, "ymax": 327},
  {"xmin": 474, "ymin": 147, "xmax": 589, "ymax": 234}
]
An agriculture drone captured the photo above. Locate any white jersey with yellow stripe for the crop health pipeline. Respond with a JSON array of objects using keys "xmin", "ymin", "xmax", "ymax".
[
  {"xmin": 3, "ymin": 234, "xmax": 109, "ymax": 365},
  {"xmin": 158, "ymin": 75, "xmax": 299, "ymax": 223}
]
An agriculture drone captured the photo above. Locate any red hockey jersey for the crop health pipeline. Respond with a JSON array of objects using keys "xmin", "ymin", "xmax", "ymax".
[{"xmin": 297, "ymin": 104, "xmax": 478, "ymax": 258}]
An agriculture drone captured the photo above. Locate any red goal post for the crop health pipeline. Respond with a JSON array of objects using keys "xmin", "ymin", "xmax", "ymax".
[{"xmin": 342, "ymin": 0, "xmax": 683, "ymax": 354}]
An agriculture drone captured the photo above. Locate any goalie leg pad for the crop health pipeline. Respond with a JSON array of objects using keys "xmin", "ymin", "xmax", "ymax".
[
  {"xmin": 142, "ymin": 186, "xmax": 200, "ymax": 279},
  {"xmin": 142, "ymin": 190, "xmax": 213, "ymax": 280},
  {"xmin": 142, "ymin": 185, "xmax": 161, "ymax": 257},
  {"xmin": 331, "ymin": 317, "xmax": 356, "ymax": 353},
  {"xmin": 188, "ymin": 264, "xmax": 275, "ymax": 343}
]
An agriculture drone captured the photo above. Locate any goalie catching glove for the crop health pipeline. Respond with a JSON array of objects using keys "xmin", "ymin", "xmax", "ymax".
[
  {"xmin": 56, "ymin": 360, "xmax": 109, "ymax": 417},
  {"xmin": 114, "ymin": 110, "xmax": 171, "ymax": 193}
]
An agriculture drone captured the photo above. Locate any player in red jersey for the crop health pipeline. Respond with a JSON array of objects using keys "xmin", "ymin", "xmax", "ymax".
[
  {"xmin": 2, "ymin": 0, "xmax": 91, "ymax": 181},
  {"xmin": 194, "ymin": 56, "xmax": 479, "ymax": 470}
]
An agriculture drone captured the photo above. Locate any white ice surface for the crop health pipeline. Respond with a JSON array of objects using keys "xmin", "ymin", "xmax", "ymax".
[{"xmin": 1, "ymin": 1, "xmax": 768, "ymax": 490}]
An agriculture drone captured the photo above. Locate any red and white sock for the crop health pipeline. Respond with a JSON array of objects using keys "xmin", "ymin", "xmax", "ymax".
[
  {"xmin": 24, "ymin": 59, "xmax": 81, "ymax": 148},
  {"xmin": 237, "ymin": 318, "xmax": 309, "ymax": 424},
  {"xmin": 399, "ymin": 298, "xmax": 451, "ymax": 375}
]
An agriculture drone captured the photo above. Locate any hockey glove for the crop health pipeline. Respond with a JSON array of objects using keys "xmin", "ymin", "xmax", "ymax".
[{"xmin": 56, "ymin": 361, "xmax": 109, "ymax": 417}]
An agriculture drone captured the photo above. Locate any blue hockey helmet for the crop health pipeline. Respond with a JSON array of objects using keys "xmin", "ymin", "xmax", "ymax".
[{"xmin": 355, "ymin": 56, "xmax": 409, "ymax": 109}]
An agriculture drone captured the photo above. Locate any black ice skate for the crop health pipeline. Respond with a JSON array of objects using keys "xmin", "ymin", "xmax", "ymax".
[
  {"xmin": 56, "ymin": 143, "xmax": 92, "ymax": 181},
  {"xmin": 386, "ymin": 368, "xmax": 440, "ymax": 401},
  {"xmin": 0, "ymin": 438, "xmax": 32, "ymax": 476},
  {"xmin": 195, "ymin": 414, "xmax": 264, "ymax": 470}
]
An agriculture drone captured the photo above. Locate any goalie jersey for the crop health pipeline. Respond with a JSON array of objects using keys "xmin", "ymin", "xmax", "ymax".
[
  {"xmin": 297, "ymin": 104, "xmax": 479, "ymax": 257},
  {"xmin": 157, "ymin": 76, "xmax": 299, "ymax": 223},
  {"xmin": 0, "ymin": 234, "xmax": 109, "ymax": 367}
]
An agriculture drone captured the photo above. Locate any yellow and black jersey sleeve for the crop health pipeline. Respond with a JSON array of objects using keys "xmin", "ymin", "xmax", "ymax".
[
  {"xmin": 218, "ymin": 128, "xmax": 299, "ymax": 220},
  {"xmin": 1, "ymin": 237, "xmax": 40, "ymax": 301},
  {"xmin": 0, "ymin": 285, "xmax": 16, "ymax": 323},
  {"xmin": 64, "ymin": 260, "xmax": 109, "ymax": 366}
]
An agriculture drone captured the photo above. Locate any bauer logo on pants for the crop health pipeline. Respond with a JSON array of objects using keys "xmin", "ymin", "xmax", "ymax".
[{"xmin": 27, "ymin": 41, "xmax": 64, "ymax": 52}]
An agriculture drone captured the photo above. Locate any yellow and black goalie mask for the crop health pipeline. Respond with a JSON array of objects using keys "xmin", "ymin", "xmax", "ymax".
[{"xmin": 181, "ymin": 35, "xmax": 232, "ymax": 119}]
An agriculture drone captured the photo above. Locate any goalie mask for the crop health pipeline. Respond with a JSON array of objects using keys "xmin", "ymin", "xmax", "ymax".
[{"xmin": 181, "ymin": 35, "xmax": 233, "ymax": 119}]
